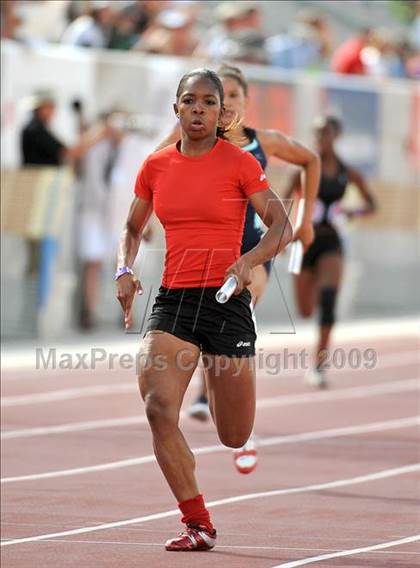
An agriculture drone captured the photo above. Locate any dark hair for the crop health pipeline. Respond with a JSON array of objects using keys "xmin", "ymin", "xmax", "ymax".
[
  {"xmin": 176, "ymin": 68, "xmax": 224, "ymax": 105},
  {"xmin": 217, "ymin": 63, "xmax": 249, "ymax": 96},
  {"xmin": 176, "ymin": 68, "xmax": 228, "ymax": 138},
  {"xmin": 325, "ymin": 116, "xmax": 342, "ymax": 135},
  {"xmin": 314, "ymin": 115, "xmax": 342, "ymax": 135}
]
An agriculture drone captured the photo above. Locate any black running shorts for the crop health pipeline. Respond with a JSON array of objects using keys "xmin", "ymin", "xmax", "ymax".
[
  {"xmin": 145, "ymin": 286, "xmax": 256, "ymax": 358},
  {"xmin": 302, "ymin": 223, "xmax": 343, "ymax": 270}
]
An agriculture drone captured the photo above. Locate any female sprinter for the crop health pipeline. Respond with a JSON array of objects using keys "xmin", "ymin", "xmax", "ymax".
[
  {"xmin": 116, "ymin": 68, "xmax": 293, "ymax": 552},
  {"xmin": 286, "ymin": 115, "xmax": 376, "ymax": 388},
  {"xmin": 156, "ymin": 64, "xmax": 320, "ymax": 474}
]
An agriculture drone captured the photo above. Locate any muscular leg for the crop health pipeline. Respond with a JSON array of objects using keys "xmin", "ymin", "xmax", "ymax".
[
  {"xmin": 203, "ymin": 355, "xmax": 255, "ymax": 448},
  {"xmin": 294, "ymin": 268, "xmax": 317, "ymax": 318},
  {"xmin": 139, "ymin": 331, "xmax": 200, "ymax": 502},
  {"xmin": 314, "ymin": 253, "xmax": 343, "ymax": 368},
  {"xmin": 190, "ymin": 266, "xmax": 267, "ymax": 417}
]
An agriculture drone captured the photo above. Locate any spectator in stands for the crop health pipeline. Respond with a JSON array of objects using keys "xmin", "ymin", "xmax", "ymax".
[
  {"xmin": 266, "ymin": 10, "xmax": 333, "ymax": 70},
  {"xmin": 124, "ymin": 0, "xmax": 168, "ymax": 35},
  {"xmin": 331, "ymin": 28, "xmax": 374, "ymax": 75},
  {"xmin": 21, "ymin": 90, "xmax": 65, "ymax": 166},
  {"xmin": 1, "ymin": 0, "xmax": 22, "ymax": 40},
  {"xmin": 20, "ymin": 89, "xmax": 115, "ymax": 275},
  {"xmin": 75, "ymin": 107, "xmax": 123, "ymax": 330},
  {"xmin": 62, "ymin": 0, "xmax": 116, "ymax": 48},
  {"xmin": 194, "ymin": 1, "xmax": 267, "ymax": 62},
  {"xmin": 108, "ymin": 0, "xmax": 172, "ymax": 51},
  {"xmin": 404, "ymin": 43, "xmax": 420, "ymax": 78},
  {"xmin": 108, "ymin": 9, "xmax": 139, "ymax": 50},
  {"xmin": 332, "ymin": 27, "xmax": 417, "ymax": 78},
  {"xmin": 21, "ymin": 89, "xmax": 113, "ymax": 166},
  {"xmin": 409, "ymin": 0, "xmax": 420, "ymax": 50},
  {"xmin": 135, "ymin": 8, "xmax": 198, "ymax": 56}
]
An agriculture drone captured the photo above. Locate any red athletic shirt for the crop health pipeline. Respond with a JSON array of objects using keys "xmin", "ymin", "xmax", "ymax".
[
  {"xmin": 331, "ymin": 38, "xmax": 365, "ymax": 75},
  {"xmin": 135, "ymin": 138, "xmax": 269, "ymax": 288}
]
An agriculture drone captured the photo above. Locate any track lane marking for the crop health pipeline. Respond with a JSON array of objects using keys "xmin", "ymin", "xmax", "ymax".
[
  {"xmin": 2, "ymin": 463, "xmax": 419, "ymax": 547},
  {"xmin": 2, "ymin": 416, "xmax": 419, "ymax": 483},
  {"xmin": 2, "ymin": 350, "xmax": 419, "ymax": 405},
  {"xmin": 2, "ymin": 378, "xmax": 419, "ymax": 440},
  {"xmin": 272, "ymin": 535, "xmax": 420, "ymax": 567},
  {"xmin": 5, "ymin": 538, "xmax": 420, "ymax": 555}
]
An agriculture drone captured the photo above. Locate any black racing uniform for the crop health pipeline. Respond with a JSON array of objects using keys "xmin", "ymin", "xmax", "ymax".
[
  {"xmin": 240, "ymin": 127, "xmax": 272, "ymax": 276},
  {"xmin": 302, "ymin": 158, "xmax": 348, "ymax": 269}
]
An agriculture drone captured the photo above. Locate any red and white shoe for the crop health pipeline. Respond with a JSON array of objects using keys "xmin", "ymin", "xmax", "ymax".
[
  {"xmin": 165, "ymin": 524, "xmax": 217, "ymax": 552},
  {"xmin": 233, "ymin": 437, "xmax": 257, "ymax": 475}
]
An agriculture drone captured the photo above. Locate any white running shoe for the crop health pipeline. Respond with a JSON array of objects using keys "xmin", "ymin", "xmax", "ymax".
[
  {"xmin": 233, "ymin": 437, "xmax": 257, "ymax": 475},
  {"xmin": 187, "ymin": 397, "xmax": 210, "ymax": 422},
  {"xmin": 305, "ymin": 368, "xmax": 328, "ymax": 389}
]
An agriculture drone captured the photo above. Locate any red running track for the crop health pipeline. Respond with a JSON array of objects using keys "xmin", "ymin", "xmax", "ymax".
[{"xmin": 1, "ymin": 331, "xmax": 419, "ymax": 567}]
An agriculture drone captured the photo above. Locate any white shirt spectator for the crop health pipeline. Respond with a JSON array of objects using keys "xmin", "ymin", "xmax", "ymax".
[{"xmin": 62, "ymin": 15, "xmax": 109, "ymax": 48}]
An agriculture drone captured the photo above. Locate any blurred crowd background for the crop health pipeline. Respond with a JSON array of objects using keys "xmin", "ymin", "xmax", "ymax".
[
  {"xmin": 2, "ymin": 0, "xmax": 420, "ymax": 77},
  {"xmin": 1, "ymin": 0, "xmax": 419, "ymax": 341}
]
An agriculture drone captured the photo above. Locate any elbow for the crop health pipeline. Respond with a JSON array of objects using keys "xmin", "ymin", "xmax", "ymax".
[
  {"xmin": 126, "ymin": 219, "xmax": 141, "ymax": 240},
  {"xmin": 274, "ymin": 215, "xmax": 293, "ymax": 248},
  {"xmin": 302, "ymin": 150, "xmax": 320, "ymax": 174},
  {"xmin": 310, "ymin": 150, "xmax": 321, "ymax": 169},
  {"xmin": 284, "ymin": 217, "xmax": 294, "ymax": 246}
]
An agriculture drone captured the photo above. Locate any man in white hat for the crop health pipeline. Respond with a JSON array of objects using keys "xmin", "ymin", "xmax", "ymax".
[
  {"xmin": 21, "ymin": 89, "xmax": 64, "ymax": 165},
  {"xmin": 62, "ymin": 0, "xmax": 115, "ymax": 48},
  {"xmin": 21, "ymin": 88, "xmax": 115, "ymax": 166},
  {"xmin": 194, "ymin": 1, "xmax": 264, "ymax": 61}
]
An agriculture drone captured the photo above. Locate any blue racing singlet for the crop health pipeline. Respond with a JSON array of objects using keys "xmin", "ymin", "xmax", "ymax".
[{"xmin": 240, "ymin": 127, "xmax": 271, "ymax": 274}]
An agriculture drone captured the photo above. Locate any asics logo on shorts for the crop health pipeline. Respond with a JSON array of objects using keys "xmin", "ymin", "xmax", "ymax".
[
  {"xmin": 259, "ymin": 173, "xmax": 266, "ymax": 181},
  {"xmin": 236, "ymin": 340, "xmax": 251, "ymax": 348}
]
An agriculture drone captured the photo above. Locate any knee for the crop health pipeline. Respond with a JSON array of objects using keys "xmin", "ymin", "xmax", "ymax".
[
  {"xmin": 299, "ymin": 305, "xmax": 313, "ymax": 319},
  {"xmin": 144, "ymin": 395, "xmax": 177, "ymax": 431},
  {"xmin": 318, "ymin": 286, "xmax": 338, "ymax": 326},
  {"xmin": 219, "ymin": 430, "xmax": 250, "ymax": 449}
]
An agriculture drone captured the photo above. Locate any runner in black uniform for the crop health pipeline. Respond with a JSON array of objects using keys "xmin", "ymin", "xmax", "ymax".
[
  {"xmin": 301, "ymin": 157, "xmax": 347, "ymax": 269},
  {"xmin": 286, "ymin": 116, "xmax": 376, "ymax": 388},
  {"xmin": 156, "ymin": 64, "xmax": 320, "ymax": 472}
]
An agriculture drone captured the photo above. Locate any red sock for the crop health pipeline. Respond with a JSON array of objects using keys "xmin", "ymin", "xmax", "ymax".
[{"xmin": 178, "ymin": 494, "xmax": 213, "ymax": 531}]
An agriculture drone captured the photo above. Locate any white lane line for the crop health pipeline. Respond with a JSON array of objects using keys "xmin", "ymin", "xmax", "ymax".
[
  {"xmin": 2, "ymin": 522, "xmax": 417, "ymax": 544},
  {"xmin": 2, "ymin": 416, "xmax": 418, "ymax": 483},
  {"xmin": 2, "ymin": 350, "xmax": 419, "ymax": 404},
  {"xmin": 257, "ymin": 378, "xmax": 420, "ymax": 410},
  {"xmin": 2, "ymin": 463, "xmax": 419, "ymax": 547},
  {"xmin": 272, "ymin": 535, "xmax": 420, "ymax": 567},
  {"xmin": 11, "ymin": 539, "xmax": 420, "ymax": 555},
  {"xmin": 1, "ymin": 415, "xmax": 150, "ymax": 439},
  {"xmin": 1, "ymin": 384, "xmax": 134, "ymax": 407},
  {"xmin": 2, "ymin": 316, "xmax": 418, "ymax": 371},
  {"xmin": 2, "ymin": 378, "xmax": 419, "ymax": 440}
]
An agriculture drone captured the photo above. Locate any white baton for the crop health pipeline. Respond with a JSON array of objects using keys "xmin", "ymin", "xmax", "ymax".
[
  {"xmin": 215, "ymin": 275, "xmax": 238, "ymax": 304},
  {"xmin": 288, "ymin": 199, "xmax": 305, "ymax": 275}
]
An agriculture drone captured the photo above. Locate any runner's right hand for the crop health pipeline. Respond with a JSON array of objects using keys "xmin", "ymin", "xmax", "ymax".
[{"xmin": 116, "ymin": 274, "xmax": 143, "ymax": 329}]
